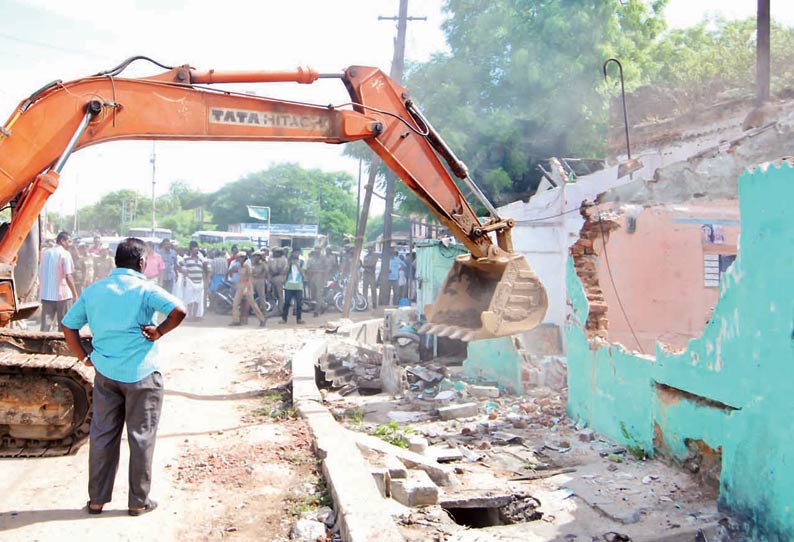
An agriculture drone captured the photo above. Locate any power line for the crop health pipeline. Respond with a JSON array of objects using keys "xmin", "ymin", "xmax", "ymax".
[
  {"xmin": 0, "ymin": 31, "xmax": 113, "ymax": 62},
  {"xmin": 597, "ymin": 211, "xmax": 645, "ymax": 354}
]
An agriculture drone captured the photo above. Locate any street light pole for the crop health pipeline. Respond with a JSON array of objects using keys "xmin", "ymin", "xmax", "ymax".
[{"xmin": 150, "ymin": 141, "xmax": 156, "ymax": 237}]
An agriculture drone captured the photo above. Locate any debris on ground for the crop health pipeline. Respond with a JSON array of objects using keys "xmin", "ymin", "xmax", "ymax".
[{"xmin": 313, "ymin": 313, "xmax": 728, "ymax": 541}]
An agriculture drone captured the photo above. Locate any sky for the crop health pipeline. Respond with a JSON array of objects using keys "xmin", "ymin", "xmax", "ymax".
[{"xmin": 0, "ymin": 0, "xmax": 792, "ymax": 219}]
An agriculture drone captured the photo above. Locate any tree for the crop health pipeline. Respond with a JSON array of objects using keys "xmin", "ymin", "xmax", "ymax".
[
  {"xmin": 206, "ymin": 163, "xmax": 357, "ymax": 243},
  {"xmin": 404, "ymin": 0, "xmax": 668, "ymax": 206},
  {"xmin": 646, "ymin": 17, "xmax": 794, "ymax": 104}
]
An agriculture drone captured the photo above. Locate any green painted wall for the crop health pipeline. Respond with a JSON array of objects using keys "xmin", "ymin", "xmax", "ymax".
[
  {"xmin": 415, "ymin": 240, "xmax": 523, "ymax": 392},
  {"xmin": 463, "ymin": 337, "xmax": 523, "ymax": 393},
  {"xmin": 414, "ymin": 240, "xmax": 467, "ymax": 320},
  {"xmin": 566, "ymin": 163, "xmax": 794, "ymax": 541}
]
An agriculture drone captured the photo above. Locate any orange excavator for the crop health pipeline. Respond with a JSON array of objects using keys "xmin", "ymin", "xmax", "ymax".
[{"xmin": 0, "ymin": 57, "xmax": 547, "ymax": 456}]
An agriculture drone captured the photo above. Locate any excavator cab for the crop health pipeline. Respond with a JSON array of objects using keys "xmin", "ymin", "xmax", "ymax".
[{"xmin": 422, "ymin": 251, "xmax": 548, "ymax": 342}]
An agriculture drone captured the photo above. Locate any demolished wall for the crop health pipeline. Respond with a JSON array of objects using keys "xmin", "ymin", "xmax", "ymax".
[{"xmin": 566, "ymin": 162, "xmax": 794, "ymax": 541}]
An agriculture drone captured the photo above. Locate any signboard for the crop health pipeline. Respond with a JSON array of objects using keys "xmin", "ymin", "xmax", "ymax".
[
  {"xmin": 247, "ymin": 206, "xmax": 270, "ymax": 221},
  {"xmin": 238, "ymin": 223, "xmax": 318, "ymax": 237}
]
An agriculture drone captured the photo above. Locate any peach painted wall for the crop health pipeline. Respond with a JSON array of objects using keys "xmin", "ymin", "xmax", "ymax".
[{"xmin": 596, "ymin": 200, "xmax": 740, "ymax": 353}]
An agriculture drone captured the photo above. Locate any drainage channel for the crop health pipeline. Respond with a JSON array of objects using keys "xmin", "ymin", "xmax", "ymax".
[{"xmin": 441, "ymin": 493, "xmax": 543, "ymax": 528}]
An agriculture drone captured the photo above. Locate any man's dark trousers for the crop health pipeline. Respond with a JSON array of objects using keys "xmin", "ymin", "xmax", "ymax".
[
  {"xmin": 282, "ymin": 289, "xmax": 302, "ymax": 321},
  {"xmin": 89, "ymin": 370, "xmax": 163, "ymax": 508}
]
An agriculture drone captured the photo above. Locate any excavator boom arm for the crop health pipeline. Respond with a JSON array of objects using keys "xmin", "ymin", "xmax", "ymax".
[{"xmin": 0, "ymin": 65, "xmax": 490, "ymax": 268}]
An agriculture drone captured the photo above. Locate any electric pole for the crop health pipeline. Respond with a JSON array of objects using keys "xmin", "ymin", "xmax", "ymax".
[
  {"xmin": 340, "ymin": 0, "xmax": 425, "ymax": 317},
  {"xmin": 377, "ymin": 0, "xmax": 425, "ymax": 306},
  {"xmin": 757, "ymin": 0, "xmax": 771, "ymax": 104},
  {"xmin": 150, "ymin": 141, "xmax": 157, "ymax": 237}
]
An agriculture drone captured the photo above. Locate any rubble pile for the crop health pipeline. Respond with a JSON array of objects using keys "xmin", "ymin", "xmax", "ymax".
[{"xmin": 318, "ymin": 339, "xmax": 383, "ymax": 394}]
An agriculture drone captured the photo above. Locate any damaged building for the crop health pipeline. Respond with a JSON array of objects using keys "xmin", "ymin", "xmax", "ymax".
[{"xmin": 293, "ymin": 85, "xmax": 794, "ymax": 541}]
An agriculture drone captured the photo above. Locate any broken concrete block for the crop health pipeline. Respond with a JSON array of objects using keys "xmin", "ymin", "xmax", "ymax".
[
  {"xmin": 438, "ymin": 402, "xmax": 479, "ymax": 420},
  {"xmin": 408, "ymin": 436, "xmax": 429, "ymax": 454},
  {"xmin": 385, "ymin": 454, "xmax": 407, "ymax": 479},
  {"xmin": 381, "ymin": 345, "xmax": 406, "ymax": 395},
  {"xmin": 426, "ymin": 445, "xmax": 464, "ymax": 463},
  {"xmin": 390, "ymin": 469, "xmax": 439, "ymax": 507},
  {"xmin": 578, "ymin": 429, "xmax": 596, "ymax": 442},
  {"xmin": 354, "ymin": 433, "xmax": 457, "ymax": 486},
  {"xmin": 433, "ymin": 390, "xmax": 457, "ymax": 403},
  {"xmin": 468, "ymin": 385, "xmax": 500, "ymax": 399},
  {"xmin": 371, "ymin": 468, "xmax": 392, "ymax": 498},
  {"xmin": 290, "ymin": 519, "xmax": 327, "ymax": 541}
]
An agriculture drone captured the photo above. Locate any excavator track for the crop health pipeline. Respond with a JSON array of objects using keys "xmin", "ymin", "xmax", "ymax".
[{"xmin": 0, "ymin": 330, "xmax": 93, "ymax": 458}]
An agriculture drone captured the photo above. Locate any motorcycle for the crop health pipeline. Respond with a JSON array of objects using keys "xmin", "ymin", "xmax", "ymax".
[
  {"xmin": 208, "ymin": 279, "xmax": 272, "ymax": 316},
  {"xmin": 308, "ymin": 275, "xmax": 367, "ymax": 313}
]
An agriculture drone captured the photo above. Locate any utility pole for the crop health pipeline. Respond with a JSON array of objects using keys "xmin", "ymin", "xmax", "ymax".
[
  {"xmin": 150, "ymin": 141, "xmax": 156, "ymax": 237},
  {"xmin": 377, "ymin": 0, "xmax": 425, "ymax": 306},
  {"xmin": 757, "ymin": 0, "xmax": 771, "ymax": 104},
  {"xmin": 340, "ymin": 0, "xmax": 425, "ymax": 317}
]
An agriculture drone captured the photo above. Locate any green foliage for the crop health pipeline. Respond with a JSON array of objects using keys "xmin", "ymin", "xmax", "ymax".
[
  {"xmin": 207, "ymin": 163, "xmax": 356, "ymax": 244},
  {"xmin": 646, "ymin": 17, "xmax": 794, "ymax": 102},
  {"xmin": 371, "ymin": 421, "xmax": 411, "ymax": 448},
  {"xmin": 52, "ymin": 166, "xmax": 356, "ymax": 244},
  {"xmin": 345, "ymin": 407, "xmax": 365, "ymax": 425},
  {"xmin": 254, "ymin": 390, "xmax": 296, "ymax": 419},
  {"xmin": 404, "ymin": 0, "xmax": 668, "ymax": 204}
]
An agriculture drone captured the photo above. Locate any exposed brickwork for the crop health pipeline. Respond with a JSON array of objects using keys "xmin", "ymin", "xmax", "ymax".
[{"xmin": 570, "ymin": 204, "xmax": 620, "ymax": 343}]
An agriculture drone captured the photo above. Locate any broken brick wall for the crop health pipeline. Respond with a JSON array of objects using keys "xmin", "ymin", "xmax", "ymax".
[
  {"xmin": 589, "ymin": 201, "xmax": 741, "ymax": 353},
  {"xmin": 566, "ymin": 162, "xmax": 794, "ymax": 541},
  {"xmin": 569, "ymin": 207, "xmax": 619, "ymax": 342}
]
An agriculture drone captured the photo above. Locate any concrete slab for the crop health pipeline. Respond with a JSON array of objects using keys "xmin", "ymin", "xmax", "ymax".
[
  {"xmin": 292, "ymin": 339, "xmax": 404, "ymax": 542},
  {"xmin": 390, "ymin": 469, "xmax": 439, "ymax": 507},
  {"xmin": 354, "ymin": 433, "xmax": 458, "ymax": 487},
  {"xmin": 438, "ymin": 402, "xmax": 479, "ymax": 420}
]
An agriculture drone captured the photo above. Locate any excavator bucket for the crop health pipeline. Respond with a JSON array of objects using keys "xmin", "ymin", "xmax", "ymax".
[{"xmin": 421, "ymin": 252, "xmax": 548, "ymax": 342}]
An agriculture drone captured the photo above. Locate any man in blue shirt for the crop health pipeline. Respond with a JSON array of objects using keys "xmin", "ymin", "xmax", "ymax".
[{"xmin": 62, "ymin": 238, "xmax": 186, "ymax": 517}]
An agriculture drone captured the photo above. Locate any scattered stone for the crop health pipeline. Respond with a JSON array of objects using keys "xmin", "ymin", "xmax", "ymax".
[
  {"xmin": 426, "ymin": 445, "xmax": 464, "ymax": 463},
  {"xmin": 578, "ymin": 429, "xmax": 596, "ymax": 442},
  {"xmin": 506, "ymin": 413, "xmax": 528, "ymax": 429},
  {"xmin": 468, "ymin": 385, "xmax": 500, "ymax": 399},
  {"xmin": 642, "ymin": 474, "xmax": 660, "ymax": 485},
  {"xmin": 438, "ymin": 402, "xmax": 479, "ymax": 421},
  {"xmin": 407, "ymin": 366, "xmax": 444, "ymax": 384},
  {"xmin": 385, "ymin": 454, "xmax": 408, "ymax": 479},
  {"xmin": 290, "ymin": 519, "xmax": 327, "ymax": 541},
  {"xmin": 390, "ymin": 469, "xmax": 439, "ymax": 507},
  {"xmin": 432, "ymin": 390, "xmax": 457, "ymax": 403},
  {"xmin": 491, "ymin": 431, "xmax": 524, "ymax": 445},
  {"xmin": 408, "ymin": 436, "xmax": 429, "ymax": 454}
]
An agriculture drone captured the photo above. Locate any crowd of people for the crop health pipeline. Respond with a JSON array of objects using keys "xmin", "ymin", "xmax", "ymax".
[{"xmin": 38, "ymin": 232, "xmax": 416, "ymax": 330}]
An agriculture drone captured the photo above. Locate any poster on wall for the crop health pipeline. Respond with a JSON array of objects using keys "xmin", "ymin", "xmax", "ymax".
[{"xmin": 701, "ymin": 224, "xmax": 724, "ymax": 244}]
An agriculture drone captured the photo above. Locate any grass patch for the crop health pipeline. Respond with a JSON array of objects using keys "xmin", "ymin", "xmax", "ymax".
[
  {"xmin": 371, "ymin": 421, "xmax": 411, "ymax": 448},
  {"xmin": 285, "ymin": 473, "xmax": 333, "ymax": 516},
  {"xmin": 254, "ymin": 389, "xmax": 297, "ymax": 419},
  {"xmin": 345, "ymin": 407, "xmax": 365, "ymax": 425},
  {"xmin": 620, "ymin": 422, "xmax": 647, "ymax": 460}
]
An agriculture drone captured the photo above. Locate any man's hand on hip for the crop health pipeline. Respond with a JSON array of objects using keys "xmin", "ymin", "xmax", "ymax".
[{"xmin": 140, "ymin": 325, "xmax": 161, "ymax": 342}]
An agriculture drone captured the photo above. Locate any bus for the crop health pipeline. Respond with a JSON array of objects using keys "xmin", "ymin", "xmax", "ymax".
[
  {"xmin": 191, "ymin": 231, "xmax": 252, "ymax": 246},
  {"xmin": 128, "ymin": 227, "xmax": 173, "ymax": 241}
]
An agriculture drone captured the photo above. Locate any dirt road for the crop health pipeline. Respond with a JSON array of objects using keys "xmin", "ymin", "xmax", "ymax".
[{"xmin": 0, "ymin": 313, "xmax": 337, "ymax": 542}]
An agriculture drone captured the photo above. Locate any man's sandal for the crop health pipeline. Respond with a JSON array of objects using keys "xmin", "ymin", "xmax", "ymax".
[
  {"xmin": 86, "ymin": 501, "xmax": 103, "ymax": 515},
  {"xmin": 128, "ymin": 500, "xmax": 158, "ymax": 517}
]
